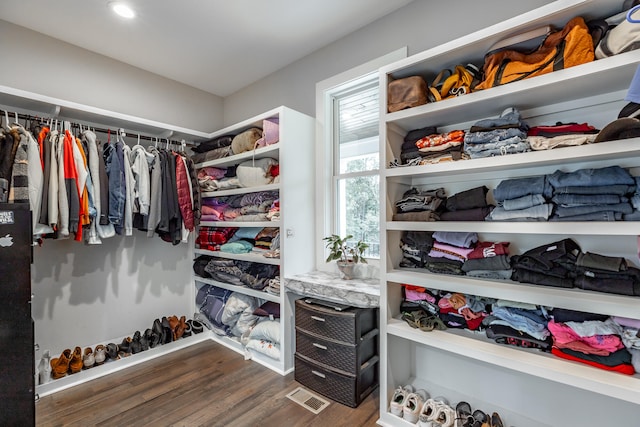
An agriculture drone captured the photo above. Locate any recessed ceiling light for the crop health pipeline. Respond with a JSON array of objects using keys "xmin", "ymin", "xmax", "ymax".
[{"xmin": 110, "ymin": 2, "xmax": 135, "ymax": 19}]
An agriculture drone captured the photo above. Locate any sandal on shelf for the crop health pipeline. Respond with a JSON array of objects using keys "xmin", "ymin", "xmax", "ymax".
[
  {"xmin": 401, "ymin": 311, "xmax": 447, "ymax": 332},
  {"xmin": 455, "ymin": 401, "xmax": 472, "ymax": 426}
]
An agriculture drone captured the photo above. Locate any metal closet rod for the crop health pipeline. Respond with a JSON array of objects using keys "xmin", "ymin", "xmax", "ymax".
[{"xmin": 2, "ymin": 110, "xmax": 196, "ymax": 147}]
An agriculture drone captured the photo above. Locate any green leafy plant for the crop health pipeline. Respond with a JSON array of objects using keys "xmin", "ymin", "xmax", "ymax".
[{"xmin": 323, "ymin": 234, "xmax": 369, "ymax": 264}]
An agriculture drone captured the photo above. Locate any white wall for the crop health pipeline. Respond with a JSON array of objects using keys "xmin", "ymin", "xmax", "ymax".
[
  {"xmin": 0, "ymin": 19, "xmax": 223, "ymax": 132},
  {"xmin": 223, "ymin": 0, "xmax": 554, "ymax": 125}
]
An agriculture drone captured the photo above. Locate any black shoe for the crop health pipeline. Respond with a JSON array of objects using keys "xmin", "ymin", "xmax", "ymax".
[
  {"xmin": 130, "ymin": 331, "xmax": 143, "ymax": 354},
  {"xmin": 106, "ymin": 343, "xmax": 119, "ymax": 360},
  {"xmin": 190, "ymin": 319, "xmax": 204, "ymax": 334},
  {"xmin": 145, "ymin": 328, "xmax": 160, "ymax": 348},
  {"xmin": 161, "ymin": 317, "xmax": 173, "ymax": 344},
  {"xmin": 619, "ymin": 102, "xmax": 640, "ymax": 119},
  {"xmin": 182, "ymin": 321, "xmax": 192, "ymax": 338}
]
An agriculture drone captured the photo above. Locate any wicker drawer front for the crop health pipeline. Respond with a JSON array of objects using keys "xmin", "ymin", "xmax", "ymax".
[
  {"xmin": 296, "ymin": 329, "xmax": 356, "ymax": 373},
  {"xmin": 295, "ymin": 300, "xmax": 359, "ymax": 343},
  {"xmin": 295, "ymin": 354, "xmax": 360, "ymax": 407}
]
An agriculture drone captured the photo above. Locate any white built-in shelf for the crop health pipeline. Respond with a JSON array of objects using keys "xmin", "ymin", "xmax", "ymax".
[
  {"xmin": 386, "ymin": 318, "xmax": 640, "ymax": 405},
  {"xmin": 194, "ymin": 248, "xmax": 280, "ymax": 265},
  {"xmin": 386, "ymin": 269, "xmax": 640, "ymax": 319},
  {"xmin": 200, "ymin": 183, "xmax": 280, "ymax": 198},
  {"xmin": 199, "ymin": 220, "xmax": 280, "ymax": 228},
  {"xmin": 385, "ymin": 220, "xmax": 640, "ymax": 236},
  {"xmin": 194, "ymin": 276, "xmax": 280, "ymax": 304},
  {"xmin": 385, "ymin": 138, "xmax": 640, "ymax": 183},
  {"xmin": 195, "ymin": 144, "xmax": 280, "ymax": 169},
  {"xmin": 384, "ymin": 52, "xmax": 640, "ymax": 131},
  {"xmin": 207, "ymin": 331, "xmax": 288, "ymax": 375}
]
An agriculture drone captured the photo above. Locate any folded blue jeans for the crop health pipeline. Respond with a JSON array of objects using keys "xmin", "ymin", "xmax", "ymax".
[
  {"xmin": 554, "ymin": 203, "xmax": 633, "ymax": 217},
  {"xmin": 501, "ymin": 194, "xmax": 546, "ymax": 211},
  {"xmin": 493, "ymin": 175, "xmax": 552, "ymax": 202},
  {"xmin": 548, "ymin": 166, "xmax": 635, "ymax": 188},
  {"xmin": 551, "ymin": 193, "xmax": 627, "ymax": 206}
]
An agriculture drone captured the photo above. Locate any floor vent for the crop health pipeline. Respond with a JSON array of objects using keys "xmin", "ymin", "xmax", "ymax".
[{"xmin": 286, "ymin": 387, "xmax": 330, "ymax": 414}]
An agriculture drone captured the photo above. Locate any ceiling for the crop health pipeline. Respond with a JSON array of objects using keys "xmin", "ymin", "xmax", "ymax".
[{"xmin": 0, "ymin": 0, "xmax": 413, "ymax": 98}]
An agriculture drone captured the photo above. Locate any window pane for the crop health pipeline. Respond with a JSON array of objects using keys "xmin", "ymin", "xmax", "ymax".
[
  {"xmin": 337, "ymin": 175, "xmax": 380, "ymax": 259},
  {"xmin": 337, "ymin": 84, "xmax": 379, "ymax": 174}
]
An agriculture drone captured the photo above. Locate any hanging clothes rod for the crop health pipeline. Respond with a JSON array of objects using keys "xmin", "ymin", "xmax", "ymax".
[{"xmin": 1, "ymin": 109, "xmax": 197, "ymax": 147}]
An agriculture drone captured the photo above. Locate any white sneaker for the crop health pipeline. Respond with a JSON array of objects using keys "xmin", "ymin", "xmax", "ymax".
[
  {"xmin": 403, "ymin": 389, "xmax": 429, "ymax": 423},
  {"xmin": 418, "ymin": 397, "xmax": 449, "ymax": 427},
  {"xmin": 38, "ymin": 350, "xmax": 52, "ymax": 385},
  {"xmin": 389, "ymin": 384, "xmax": 414, "ymax": 417},
  {"xmin": 434, "ymin": 404, "xmax": 456, "ymax": 427}
]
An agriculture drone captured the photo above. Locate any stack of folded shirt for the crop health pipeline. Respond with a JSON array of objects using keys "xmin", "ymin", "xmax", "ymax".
[
  {"xmin": 424, "ymin": 232, "xmax": 474, "ymax": 276},
  {"xmin": 197, "ymin": 166, "xmax": 240, "ymax": 192},
  {"xmin": 527, "ymin": 122, "xmax": 599, "ymax": 151},
  {"xmin": 440, "ymin": 186, "xmax": 493, "ymax": 221},
  {"xmin": 462, "ymin": 241, "xmax": 512, "ymax": 280},
  {"xmin": 488, "ymin": 175, "xmax": 553, "ymax": 221},
  {"xmin": 548, "ymin": 165, "xmax": 636, "ymax": 221},
  {"xmin": 511, "ymin": 238, "xmax": 580, "ymax": 289},
  {"xmin": 612, "ymin": 316, "xmax": 640, "ymax": 373},
  {"xmin": 399, "ymin": 231, "xmax": 434, "ymax": 268},
  {"xmin": 437, "ymin": 292, "xmax": 490, "ymax": 330},
  {"xmin": 190, "ymin": 135, "xmax": 234, "ymax": 163},
  {"xmin": 398, "ymin": 126, "xmax": 437, "ymax": 165},
  {"xmin": 463, "ymin": 107, "xmax": 530, "ymax": 159},
  {"xmin": 254, "ymin": 227, "xmax": 280, "ymax": 251},
  {"xmin": 414, "ymin": 130, "xmax": 465, "ymax": 164},
  {"xmin": 393, "ymin": 187, "xmax": 446, "ymax": 221},
  {"xmin": 573, "ymin": 251, "xmax": 640, "ymax": 296},
  {"xmin": 195, "ymin": 226, "xmax": 238, "ymax": 251},
  {"xmin": 486, "ymin": 302, "xmax": 551, "ymax": 350},
  {"xmin": 548, "ymin": 311, "xmax": 634, "ymax": 375}
]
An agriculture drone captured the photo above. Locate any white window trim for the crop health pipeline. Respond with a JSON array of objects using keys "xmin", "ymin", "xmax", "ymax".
[{"xmin": 315, "ymin": 47, "xmax": 407, "ymax": 273}]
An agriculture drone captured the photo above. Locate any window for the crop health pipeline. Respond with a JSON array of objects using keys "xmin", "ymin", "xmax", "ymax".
[
  {"xmin": 315, "ymin": 48, "xmax": 407, "ymax": 269},
  {"xmin": 333, "ymin": 82, "xmax": 380, "ymax": 258}
]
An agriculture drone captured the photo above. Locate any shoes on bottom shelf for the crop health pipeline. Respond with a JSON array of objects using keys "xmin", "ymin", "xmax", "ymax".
[
  {"xmin": 388, "ymin": 386, "xmax": 506, "ymax": 427},
  {"xmin": 38, "ymin": 315, "xmax": 201, "ymax": 384},
  {"xmin": 389, "ymin": 384, "xmax": 414, "ymax": 417}
]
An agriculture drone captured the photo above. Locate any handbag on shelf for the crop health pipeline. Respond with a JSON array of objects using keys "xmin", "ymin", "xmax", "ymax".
[
  {"xmin": 475, "ymin": 16, "xmax": 594, "ymax": 90},
  {"xmin": 387, "ymin": 75, "xmax": 428, "ymax": 113}
]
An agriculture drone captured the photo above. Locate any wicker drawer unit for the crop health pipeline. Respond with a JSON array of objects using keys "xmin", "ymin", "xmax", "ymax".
[{"xmin": 294, "ymin": 299, "xmax": 379, "ymax": 407}]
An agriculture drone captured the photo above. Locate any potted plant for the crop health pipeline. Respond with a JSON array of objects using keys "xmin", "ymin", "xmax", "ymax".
[{"xmin": 323, "ymin": 234, "xmax": 368, "ymax": 279}]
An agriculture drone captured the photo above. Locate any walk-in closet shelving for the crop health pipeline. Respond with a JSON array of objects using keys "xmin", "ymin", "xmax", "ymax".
[
  {"xmin": 378, "ymin": 1, "xmax": 640, "ymax": 426},
  {"xmin": 192, "ymin": 106, "xmax": 314, "ymax": 375},
  {"xmin": 0, "ymin": 84, "xmax": 216, "ymax": 398}
]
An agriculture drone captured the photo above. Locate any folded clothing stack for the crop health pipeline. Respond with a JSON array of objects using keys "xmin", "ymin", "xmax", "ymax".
[
  {"xmin": 440, "ymin": 185, "xmax": 493, "ymax": 221},
  {"xmin": 393, "ymin": 187, "xmax": 446, "ymax": 221},
  {"xmin": 463, "ymin": 107, "xmax": 530, "ymax": 159}
]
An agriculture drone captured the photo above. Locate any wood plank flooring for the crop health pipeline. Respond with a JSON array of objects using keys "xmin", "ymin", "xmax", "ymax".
[{"xmin": 36, "ymin": 340, "xmax": 380, "ymax": 427}]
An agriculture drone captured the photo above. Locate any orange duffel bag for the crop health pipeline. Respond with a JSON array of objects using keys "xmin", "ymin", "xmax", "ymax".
[{"xmin": 475, "ymin": 16, "xmax": 594, "ymax": 91}]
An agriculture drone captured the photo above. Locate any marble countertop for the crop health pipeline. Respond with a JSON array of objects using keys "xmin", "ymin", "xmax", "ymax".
[{"xmin": 285, "ymin": 270, "xmax": 380, "ymax": 308}]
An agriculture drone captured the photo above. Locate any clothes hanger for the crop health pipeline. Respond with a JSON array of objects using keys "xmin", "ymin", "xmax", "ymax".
[{"xmin": 137, "ymin": 133, "xmax": 141, "ymax": 146}]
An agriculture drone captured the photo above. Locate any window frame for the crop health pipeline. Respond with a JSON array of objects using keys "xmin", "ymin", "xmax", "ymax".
[{"xmin": 314, "ymin": 47, "xmax": 407, "ymax": 272}]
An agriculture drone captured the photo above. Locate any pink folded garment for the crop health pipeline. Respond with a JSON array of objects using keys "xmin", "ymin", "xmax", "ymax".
[
  {"xmin": 429, "ymin": 241, "xmax": 474, "ymax": 261},
  {"xmin": 547, "ymin": 320, "xmax": 624, "ymax": 353}
]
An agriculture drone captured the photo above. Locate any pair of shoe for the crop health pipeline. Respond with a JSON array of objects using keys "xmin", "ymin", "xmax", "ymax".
[
  {"xmin": 389, "ymin": 384, "xmax": 414, "ymax": 417},
  {"xmin": 50, "ymin": 347, "xmax": 84, "ymax": 379},
  {"xmin": 82, "ymin": 344, "xmax": 108, "ymax": 369},
  {"xmin": 419, "ymin": 397, "xmax": 456, "ymax": 427}
]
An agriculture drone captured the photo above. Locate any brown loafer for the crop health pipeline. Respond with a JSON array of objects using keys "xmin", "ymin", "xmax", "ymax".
[
  {"xmin": 50, "ymin": 349, "xmax": 72, "ymax": 379},
  {"xmin": 168, "ymin": 315, "xmax": 180, "ymax": 340},
  {"xmin": 175, "ymin": 316, "xmax": 188, "ymax": 340},
  {"xmin": 69, "ymin": 346, "xmax": 83, "ymax": 374}
]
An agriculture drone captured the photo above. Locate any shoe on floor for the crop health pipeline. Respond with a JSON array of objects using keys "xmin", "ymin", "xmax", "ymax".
[
  {"xmin": 403, "ymin": 389, "xmax": 429, "ymax": 423},
  {"xmin": 94, "ymin": 345, "xmax": 106, "ymax": 366},
  {"xmin": 389, "ymin": 384, "xmax": 414, "ymax": 417}
]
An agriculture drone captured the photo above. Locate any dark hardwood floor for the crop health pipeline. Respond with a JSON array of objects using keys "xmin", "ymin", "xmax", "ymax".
[{"xmin": 36, "ymin": 340, "xmax": 380, "ymax": 427}]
